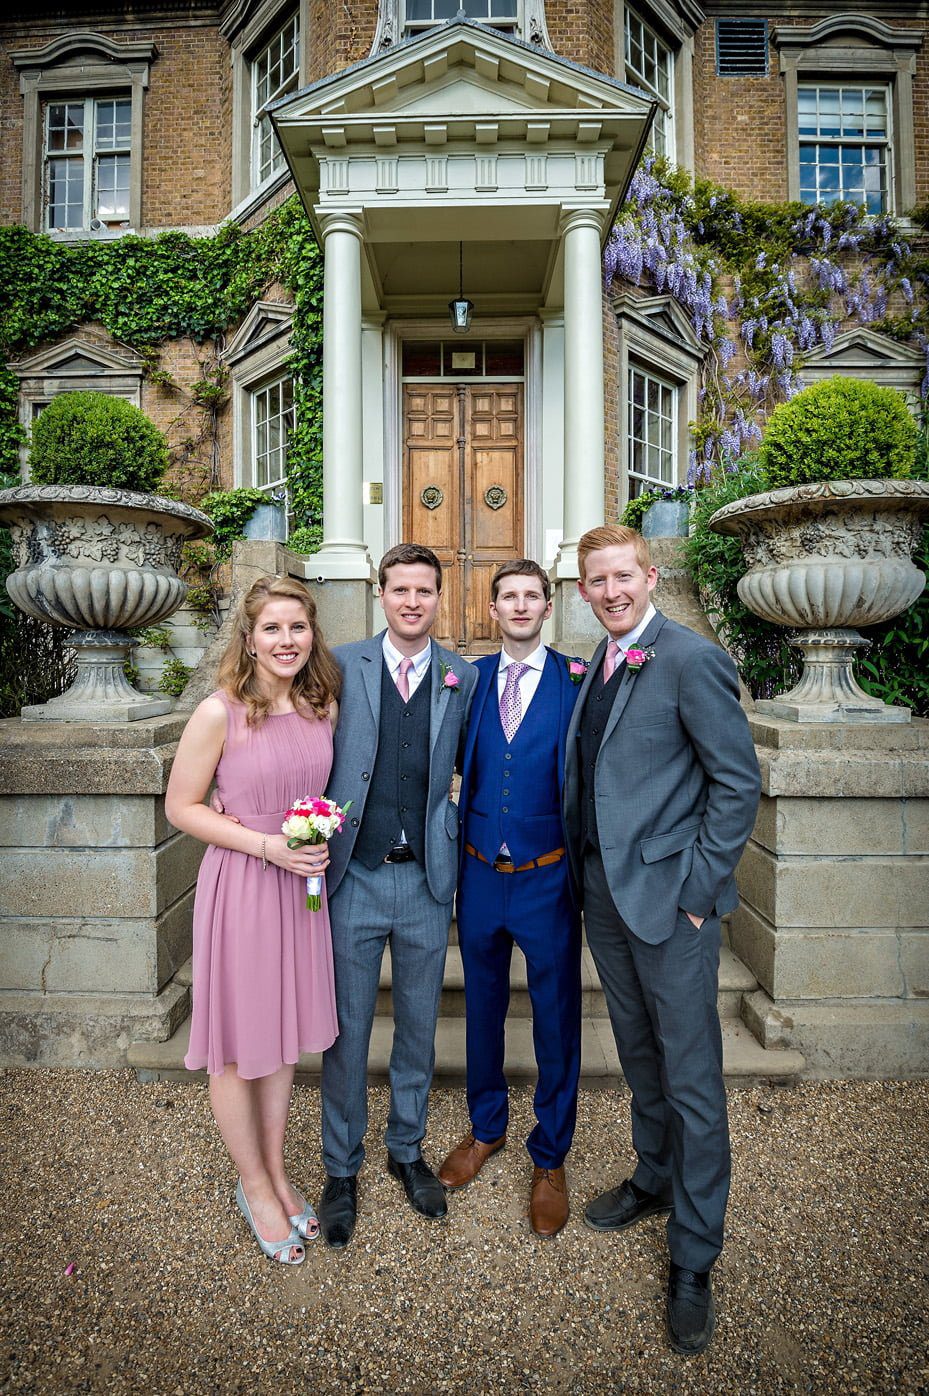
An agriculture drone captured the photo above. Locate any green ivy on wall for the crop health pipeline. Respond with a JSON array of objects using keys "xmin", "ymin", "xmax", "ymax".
[{"xmin": 0, "ymin": 197, "xmax": 324, "ymax": 536}]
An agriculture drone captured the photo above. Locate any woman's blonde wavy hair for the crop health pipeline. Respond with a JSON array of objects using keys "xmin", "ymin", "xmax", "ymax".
[{"xmin": 216, "ymin": 575, "xmax": 341, "ymax": 725}]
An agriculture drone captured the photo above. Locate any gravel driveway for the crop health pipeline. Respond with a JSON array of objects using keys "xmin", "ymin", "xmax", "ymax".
[{"xmin": 2, "ymin": 1071, "xmax": 927, "ymax": 1394}]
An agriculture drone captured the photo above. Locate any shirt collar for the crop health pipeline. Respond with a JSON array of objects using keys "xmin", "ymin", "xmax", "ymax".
[
  {"xmin": 382, "ymin": 632, "xmax": 431, "ymax": 676},
  {"xmin": 498, "ymin": 642, "xmax": 547, "ymax": 674},
  {"xmin": 614, "ymin": 603, "xmax": 656, "ymax": 654}
]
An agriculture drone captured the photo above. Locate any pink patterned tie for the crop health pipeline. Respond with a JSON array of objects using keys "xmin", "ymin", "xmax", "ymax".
[
  {"xmin": 602, "ymin": 640, "xmax": 622, "ymax": 683},
  {"xmin": 396, "ymin": 657, "xmax": 413, "ymax": 702},
  {"xmin": 500, "ymin": 661, "xmax": 529, "ymax": 743}
]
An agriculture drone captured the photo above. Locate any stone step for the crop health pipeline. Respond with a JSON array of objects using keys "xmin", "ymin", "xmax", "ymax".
[
  {"xmin": 170, "ymin": 943, "xmax": 757, "ymax": 1021},
  {"xmin": 128, "ymin": 1012, "xmax": 804, "ymax": 1086}
]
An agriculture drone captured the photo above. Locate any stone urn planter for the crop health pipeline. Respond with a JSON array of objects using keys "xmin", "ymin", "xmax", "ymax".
[
  {"xmin": 0, "ymin": 484, "xmax": 212, "ymax": 721},
  {"xmin": 708, "ymin": 478, "xmax": 929, "ymax": 723}
]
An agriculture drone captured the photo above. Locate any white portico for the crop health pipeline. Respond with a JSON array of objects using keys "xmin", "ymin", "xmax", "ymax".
[{"xmin": 271, "ymin": 19, "xmax": 654, "ymax": 649}]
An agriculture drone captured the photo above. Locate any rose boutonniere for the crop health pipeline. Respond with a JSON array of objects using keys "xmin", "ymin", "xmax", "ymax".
[
  {"xmin": 625, "ymin": 646, "xmax": 655, "ymax": 674},
  {"xmin": 440, "ymin": 662, "xmax": 459, "ymax": 692},
  {"xmin": 567, "ymin": 656, "xmax": 589, "ymax": 684}
]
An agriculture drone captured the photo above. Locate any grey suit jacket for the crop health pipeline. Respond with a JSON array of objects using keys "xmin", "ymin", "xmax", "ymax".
[
  {"xmin": 563, "ymin": 610, "xmax": 760, "ymax": 945},
  {"xmin": 326, "ymin": 631, "xmax": 478, "ymax": 904}
]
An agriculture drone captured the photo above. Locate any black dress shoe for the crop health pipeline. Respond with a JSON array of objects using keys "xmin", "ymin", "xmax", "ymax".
[
  {"xmin": 318, "ymin": 1174, "xmax": 357, "ymax": 1249},
  {"xmin": 667, "ymin": 1264, "xmax": 715, "ymax": 1355},
  {"xmin": 387, "ymin": 1153, "xmax": 448, "ymax": 1219},
  {"xmin": 583, "ymin": 1177, "xmax": 672, "ymax": 1232}
]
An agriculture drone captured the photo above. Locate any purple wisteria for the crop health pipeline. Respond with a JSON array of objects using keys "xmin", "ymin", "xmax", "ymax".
[{"xmin": 604, "ymin": 159, "xmax": 928, "ymax": 481}]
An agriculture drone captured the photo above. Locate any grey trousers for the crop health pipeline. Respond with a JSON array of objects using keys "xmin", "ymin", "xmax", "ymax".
[
  {"xmin": 321, "ymin": 857, "xmax": 453, "ymax": 1176},
  {"xmin": 583, "ymin": 847, "xmax": 730, "ymax": 1272}
]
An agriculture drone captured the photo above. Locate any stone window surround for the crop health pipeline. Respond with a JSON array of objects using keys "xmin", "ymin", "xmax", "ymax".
[
  {"xmin": 612, "ymin": 0, "xmax": 701, "ymax": 173},
  {"xmin": 772, "ymin": 14, "xmax": 922, "ymax": 216},
  {"xmin": 10, "ymin": 32, "xmax": 157, "ymax": 237},
  {"xmin": 222, "ymin": 301, "xmax": 295, "ymax": 492},
  {"xmin": 611, "ymin": 291, "xmax": 702, "ymax": 510},
  {"xmin": 371, "ymin": 0, "xmax": 552, "ymax": 53},
  {"xmin": 11, "ymin": 337, "xmax": 145, "ymax": 478},
  {"xmin": 223, "ymin": 0, "xmax": 309, "ymax": 209}
]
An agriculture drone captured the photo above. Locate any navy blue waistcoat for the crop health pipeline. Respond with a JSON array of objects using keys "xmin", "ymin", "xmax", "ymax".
[
  {"xmin": 464, "ymin": 655, "xmax": 563, "ymax": 865},
  {"xmin": 352, "ymin": 659, "xmax": 430, "ymax": 868}
]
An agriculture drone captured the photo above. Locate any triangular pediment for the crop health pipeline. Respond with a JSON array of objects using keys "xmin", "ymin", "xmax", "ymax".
[
  {"xmin": 11, "ymin": 337, "xmax": 144, "ymax": 378},
  {"xmin": 272, "ymin": 20, "xmax": 653, "ymax": 126},
  {"xmin": 802, "ymin": 328, "xmax": 924, "ymax": 371},
  {"xmin": 613, "ymin": 292, "xmax": 702, "ymax": 355},
  {"xmin": 223, "ymin": 301, "xmax": 293, "ymax": 364},
  {"xmin": 799, "ymin": 328, "xmax": 925, "ymax": 397}
]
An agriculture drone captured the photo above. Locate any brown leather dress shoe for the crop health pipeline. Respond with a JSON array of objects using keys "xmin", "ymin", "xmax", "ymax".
[
  {"xmin": 438, "ymin": 1131, "xmax": 506, "ymax": 1189},
  {"xmin": 530, "ymin": 1165, "xmax": 569, "ymax": 1237}
]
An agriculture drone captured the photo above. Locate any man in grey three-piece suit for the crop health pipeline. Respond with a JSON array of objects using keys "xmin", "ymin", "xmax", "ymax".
[
  {"xmin": 563, "ymin": 524, "xmax": 760, "ymax": 1355},
  {"xmin": 317, "ymin": 543, "xmax": 477, "ymax": 1248}
]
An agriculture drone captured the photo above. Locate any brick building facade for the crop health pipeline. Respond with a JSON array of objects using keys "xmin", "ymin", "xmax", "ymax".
[{"xmin": 1, "ymin": 1, "xmax": 927, "ymax": 651}]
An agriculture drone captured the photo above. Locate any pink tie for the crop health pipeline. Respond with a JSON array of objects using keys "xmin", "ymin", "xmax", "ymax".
[
  {"xmin": 602, "ymin": 640, "xmax": 621, "ymax": 683},
  {"xmin": 500, "ymin": 661, "xmax": 529, "ymax": 743},
  {"xmin": 396, "ymin": 657, "xmax": 413, "ymax": 703}
]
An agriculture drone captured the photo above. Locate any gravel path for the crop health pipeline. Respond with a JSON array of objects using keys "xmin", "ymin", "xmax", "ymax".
[{"xmin": 2, "ymin": 1071, "xmax": 927, "ymax": 1394}]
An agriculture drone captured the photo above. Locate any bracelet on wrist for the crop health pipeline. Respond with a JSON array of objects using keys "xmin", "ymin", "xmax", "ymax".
[{"xmin": 260, "ymin": 835, "xmax": 268, "ymax": 871}]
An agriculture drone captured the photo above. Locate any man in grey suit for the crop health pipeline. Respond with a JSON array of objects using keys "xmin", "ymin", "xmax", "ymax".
[
  {"xmin": 563, "ymin": 524, "xmax": 760, "ymax": 1355},
  {"xmin": 317, "ymin": 543, "xmax": 477, "ymax": 1248}
]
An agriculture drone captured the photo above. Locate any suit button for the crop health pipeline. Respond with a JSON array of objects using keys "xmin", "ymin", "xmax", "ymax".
[
  {"xmin": 402, "ymin": 741, "xmax": 410, "ymax": 749},
  {"xmin": 361, "ymin": 771, "xmax": 370, "ymax": 780},
  {"xmin": 351, "ymin": 817, "xmax": 359, "ymax": 827},
  {"xmin": 502, "ymin": 806, "xmax": 508, "ymax": 813},
  {"xmin": 400, "ymin": 806, "xmax": 407, "ymax": 814},
  {"xmin": 401, "ymin": 774, "xmax": 408, "ymax": 781},
  {"xmin": 504, "ymin": 753, "xmax": 511, "ymax": 760}
]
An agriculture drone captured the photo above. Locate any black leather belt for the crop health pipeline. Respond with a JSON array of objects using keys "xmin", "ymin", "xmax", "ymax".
[{"xmin": 384, "ymin": 844, "xmax": 415, "ymax": 864}]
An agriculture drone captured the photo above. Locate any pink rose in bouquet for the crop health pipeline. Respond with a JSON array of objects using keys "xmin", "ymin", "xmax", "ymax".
[{"xmin": 281, "ymin": 796, "xmax": 352, "ymax": 911}]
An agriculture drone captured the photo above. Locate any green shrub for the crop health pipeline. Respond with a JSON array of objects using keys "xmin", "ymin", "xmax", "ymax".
[
  {"xmin": 682, "ymin": 456, "xmax": 802, "ymax": 700},
  {"xmin": 158, "ymin": 657, "xmax": 193, "ymax": 696},
  {"xmin": 759, "ymin": 376, "xmax": 918, "ymax": 488},
  {"xmin": 28, "ymin": 391, "xmax": 169, "ymax": 493},
  {"xmin": 200, "ymin": 487, "xmax": 266, "ymax": 560},
  {"xmin": 286, "ymin": 523, "xmax": 322, "ymax": 556}
]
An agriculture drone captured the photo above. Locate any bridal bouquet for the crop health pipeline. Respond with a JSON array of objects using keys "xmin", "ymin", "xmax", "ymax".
[{"xmin": 282, "ymin": 796, "xmax": 352, "ymax": 911}]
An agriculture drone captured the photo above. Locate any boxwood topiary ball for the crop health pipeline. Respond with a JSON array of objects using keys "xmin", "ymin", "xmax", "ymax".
[
  {"xmin": 28, "ymin": 390, "xmax": 169, "ymax": 495},
  {"xmin": 759, "ymin": 376, "xmax": 918, "ymax": 489}
]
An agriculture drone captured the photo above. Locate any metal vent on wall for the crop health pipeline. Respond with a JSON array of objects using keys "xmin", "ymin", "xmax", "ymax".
[{"xmin": 715, "ymin": 18, "xmax": 768, "ymax": 77}]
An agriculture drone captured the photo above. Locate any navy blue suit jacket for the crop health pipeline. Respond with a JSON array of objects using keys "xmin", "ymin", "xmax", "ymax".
[{"xmin": 458, "ymin": 647, "xmax": 582, "ymax": 898}]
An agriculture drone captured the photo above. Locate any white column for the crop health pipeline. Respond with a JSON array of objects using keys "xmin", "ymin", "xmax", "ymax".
[
  {"xmin": 553, "ymin": 207, "xmax": 605, "ymax": 579},
  {"xmin": 315, "ymin": 210, "xmax": 372, "ymax": 575}
]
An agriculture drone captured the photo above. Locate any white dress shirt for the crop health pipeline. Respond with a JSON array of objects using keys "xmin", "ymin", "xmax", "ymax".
[
  {"xmin": 611, "ymin": 602, "xmax": 656, "ymax": 659},
  {"xmin": 495, "ymin": 641, "xmax": 547, "ymax": 718},
  {"xmin": 382, "ymin": 633, "xmax": 431, "ymax": 696}
]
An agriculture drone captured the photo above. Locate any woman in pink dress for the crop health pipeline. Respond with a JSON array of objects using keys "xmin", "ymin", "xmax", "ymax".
[{"xmin": 166, "ymin": 575, "xmax": 340, "ymax": 1265}]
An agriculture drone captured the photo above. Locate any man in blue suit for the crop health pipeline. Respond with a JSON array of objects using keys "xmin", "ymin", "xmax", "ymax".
[{"xmin": 439, "ymin": 559, "xmax": 583, "ymax": 1237}]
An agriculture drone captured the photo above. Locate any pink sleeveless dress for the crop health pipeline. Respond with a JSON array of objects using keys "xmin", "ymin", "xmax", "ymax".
[{"xmin": 185, "ymin": 691, "xmax": 338, "ymax": 1079}]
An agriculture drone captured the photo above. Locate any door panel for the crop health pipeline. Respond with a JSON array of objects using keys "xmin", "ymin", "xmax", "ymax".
[{"xmin": 403, "ymin": 381, "xmax": 523, "ymax": 653}]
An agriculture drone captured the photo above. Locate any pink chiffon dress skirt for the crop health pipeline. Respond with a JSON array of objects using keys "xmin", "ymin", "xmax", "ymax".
[{"xmin": 185, "ymin": 691, "xmax": 338, "ymax": 1079}]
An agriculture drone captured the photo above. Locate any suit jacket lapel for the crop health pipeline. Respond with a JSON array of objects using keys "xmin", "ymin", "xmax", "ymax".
[
  {"xmin": 600, "ymin": 611, "xmax": 669, "ymax": 748},
  {"xmin": 359, "ymin": 632, "xmax": 384, "ymax": 725}
]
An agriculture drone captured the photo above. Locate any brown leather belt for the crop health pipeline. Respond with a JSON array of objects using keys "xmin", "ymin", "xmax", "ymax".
[{"xmin": 464, "ymin": 843, "xmax": 566, "ymax": 874}]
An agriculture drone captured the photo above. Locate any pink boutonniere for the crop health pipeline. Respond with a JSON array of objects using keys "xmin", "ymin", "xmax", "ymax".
[
  {"xmin": 440, "ymin": 662, "xmax": 459, "ymax": 692},
  {"xmin": 625, "ymin": 646, "xmax": 656, "ymax": 674},
  {"xmin": 567, "ymin": 657, "xmax": 589, "ymax": 684}
]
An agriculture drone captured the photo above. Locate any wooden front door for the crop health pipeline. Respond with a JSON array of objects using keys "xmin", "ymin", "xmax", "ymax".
[{"xmin": 403, "ymin": 383, "xmax": 524, "ymax": 653}]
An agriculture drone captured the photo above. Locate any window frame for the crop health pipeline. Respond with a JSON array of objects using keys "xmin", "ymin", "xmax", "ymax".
[
  {"xmin": 225, "ymin": 0, "xmax": 308, "ymax": 212},
  {"xmin": 611, "ymin": 291, "xmax": 703, "ymax": 514},
  {"xmin": 11, "ymin": 32, "xmax": 155, "ymax": 237},
  {"xmin": 402, "ymin": 1, "xmax": 521, "ymax": 39},
  {"xmin": 773, "ymin": 15, "xmax": 921, "ymax": 218},
  {"xmin": 612, "ymin": 1, "xmax": 700, "ymax": 173},
  {"xmin": 624, "ymin": 6, "xmax": 675, "ymax": 161},
  {"xmin": 796, "ymin": 82, "xmax": 892, "ymax": 215},
  {"xmin": 251, "ymin": 373, "xmax": 295, "ymax": 506},
  {"xmin": 626, "ymin": 363, "xmax": 676, "ymax": 498},
  {"xmin": 223, "ymin": 301, "xmax": 297, "ymax": 508},
  {"xmin": 251, "ymin": 10, "xmax": 301, "ymax": 190},
  {"xmin": 371, "ymin": 0, "xmax": 553, "ymax": 51},
  {"xmin": 44, "ymin": 94, "xmax": 134, "ymax": 232}
]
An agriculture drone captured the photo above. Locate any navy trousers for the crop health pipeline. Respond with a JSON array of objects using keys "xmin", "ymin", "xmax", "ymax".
[{"xmin": 456, "ymin": 851, "xmax": 581, "ymax": 1169}]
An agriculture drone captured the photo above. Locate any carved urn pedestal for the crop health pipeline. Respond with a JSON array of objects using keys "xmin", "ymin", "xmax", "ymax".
[
  {"xmin": 0, "ymin": 485, "xmax": 212, "ymax": 721},
  {"xmin": 709, "ymin": 479, "xmax": 929, "ymax": 723}
]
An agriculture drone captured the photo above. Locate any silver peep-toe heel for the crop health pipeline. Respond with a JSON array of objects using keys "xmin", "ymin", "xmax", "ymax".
[{"xmin": 236, "ymin": 1179, "xmax": 305, "ymax": 1265}]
